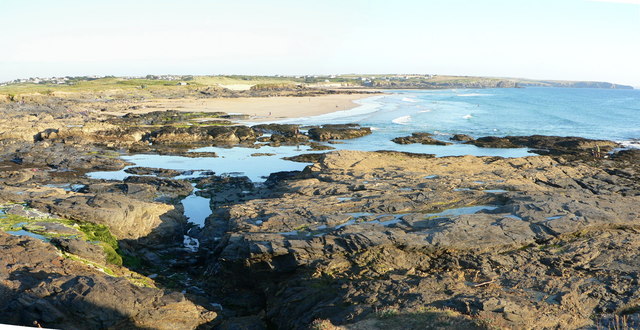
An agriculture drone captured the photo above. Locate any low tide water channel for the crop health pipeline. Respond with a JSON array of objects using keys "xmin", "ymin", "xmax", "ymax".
[{"xmin": 87, "ymin": 141, "xmax": 531, "ymax": 230}]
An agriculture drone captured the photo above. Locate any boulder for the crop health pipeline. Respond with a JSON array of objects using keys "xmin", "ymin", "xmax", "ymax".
[
  {"xmin": 469, "ymin": 136, "xmax": 520, "ymax": 148},
  {"xmin": 307, "ymin": 124, "xmax": 372, "ymax": 141},
  {"xmin": 392, "ymin": 132, "xmax": 452, "ymax": 145},
  {"xmin": 252, "ymin": 124, "xmax": 300, "ymax": 137},
  {"xmin": 124, "ymin": 166, "xmax": 182, "ymax": 177},
  {"xmin": 451, "ymin": 134, "xmax": 475, "ymax": 142},
  {"xmin": 470, "ymin": 135, "xmax": 620, "ymax": 158},
  {"xmin": 145, "ymin": 126, "xmax": 257, "ymax": 145},
  {"xmin": 29, "ymin": 192, "xmax": 185, "ymax": 242}
]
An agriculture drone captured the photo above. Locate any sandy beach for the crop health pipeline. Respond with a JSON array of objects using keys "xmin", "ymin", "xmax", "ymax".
[{"xmin": 106, "ymin": 93, "xmax": 375, "ymax": 122}]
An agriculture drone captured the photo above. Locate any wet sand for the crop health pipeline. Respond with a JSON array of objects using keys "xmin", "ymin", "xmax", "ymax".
[{"xmin": 106, "ymin": 94, "xmax": 374, "ymax": 122}]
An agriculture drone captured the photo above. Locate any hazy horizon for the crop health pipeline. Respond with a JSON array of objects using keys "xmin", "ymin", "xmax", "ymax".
[
  {"xmin": 2, "ymin": 0, "xmax": 639, "ymax": 87},
  {"xmin": 3, "ymin": 73, "xmax": 637, "ymax": 89}
]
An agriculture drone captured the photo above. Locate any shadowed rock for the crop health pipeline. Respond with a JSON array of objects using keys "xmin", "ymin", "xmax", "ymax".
[
  {"xmin": 469, "ymin": 135, "xmax": 620, "ymax": 158},
  {"xmin": 124, "ymin": 166, "xmax": 182, "ymax": 177},
  {"xmin": 0, "ymin": 232, "xmax": 216, "ymax": 329},
  {"xmin": 307, "ymin": 124, "xmax": 372, "ymax": 141},
  {"xmin": 202, "ymin": 149, "xmax": 640, "ymax": 329},
  {"xmin": 451, "ymin": 134, "xmax": 475, "ymax": 142},
  {"xmin": 392, "ymin": 132, "xmax": 452, "ymax": 145}
]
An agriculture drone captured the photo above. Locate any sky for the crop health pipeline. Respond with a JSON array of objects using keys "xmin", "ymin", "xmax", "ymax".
[{"xmin": 1, "ymin": 0, "xmax": 639, "ymax": 86}]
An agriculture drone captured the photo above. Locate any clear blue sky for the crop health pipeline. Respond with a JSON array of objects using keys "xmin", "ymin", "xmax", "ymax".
[{"xmin": 1, "ymin": 0, "xmax": 639, "ymax": 86}]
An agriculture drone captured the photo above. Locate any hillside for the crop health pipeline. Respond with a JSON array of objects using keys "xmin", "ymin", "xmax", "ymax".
[{"xmin": 0, "ymin": 74, "xmax": 632, "ymax": 99}]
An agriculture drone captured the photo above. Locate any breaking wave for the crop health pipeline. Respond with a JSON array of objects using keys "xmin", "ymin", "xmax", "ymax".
[{"xmin": 392, "ymin": 115, "xmax": 412, "ymax": 125}]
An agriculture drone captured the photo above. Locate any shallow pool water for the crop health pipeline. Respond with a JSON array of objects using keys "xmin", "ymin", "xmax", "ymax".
[
  {"xmin": 88, "ymin": 145, "xmax": 322, "ymax": 183},
  {"xmin": 425, "ymin": 205, "xmax": 499, "ymax": 218},
  {"xmin": 181, "ymin": 186, "xmax": 211, "ymax": 227},
  {"xmin": 7, "ymin": 229, "xmax": 48, "ymax": 241}
]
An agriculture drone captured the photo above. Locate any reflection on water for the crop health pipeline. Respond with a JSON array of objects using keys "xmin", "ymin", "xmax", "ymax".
[
  {"xmin": 181, "ymin": 186, "xmax": 210, "ymax": 227},
  {"xmin": 6, "ymin": 229, "xmax": 48, "ymax": 241},
  {"xmin": 425, "ymin": 205, "xmax": 499, "ymax": 218},
  {"xmin": 88, "ymin": 145, "xmax": 323, "ymax": 182}
]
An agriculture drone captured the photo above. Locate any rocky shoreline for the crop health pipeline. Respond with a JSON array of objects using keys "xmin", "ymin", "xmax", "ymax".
[{"xmin": 1, "ymin": 100, "xmax": 640, "ymax": 329}]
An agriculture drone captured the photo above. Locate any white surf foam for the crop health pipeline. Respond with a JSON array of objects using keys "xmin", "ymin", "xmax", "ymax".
[
  {"xmin": 402, "ymin": 97, "xmax": 419, "ymax": 103},
  {"xmin": 392, "ymin": 115, "xmax": 412, "ymax": 125},
  {"xmin": 264, "ymin": 95, "xmax": 386, "ymax": 125},
  {"xmin": 418, "ymin": 109, "xmax": 432, "ymax": 113},
  {"xmin": 463, "ymin": 114, "xmax": 473, "ymax": 119},
  {"xmin": 619, "ymin": 140, "xmax": 640, "ymax": 149},
  {"xmin": 183, "ymin": 235, "xmax": 200, "ymax": 252}
]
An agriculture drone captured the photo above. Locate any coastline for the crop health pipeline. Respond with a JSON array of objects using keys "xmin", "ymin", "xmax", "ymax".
[
  {"xmin": 2, "ymin": 85, "xmax": 640, "ymax": 329},
  {"xmin": 104, "ymin": 93, "xmax": 378, "ymax": 122}
]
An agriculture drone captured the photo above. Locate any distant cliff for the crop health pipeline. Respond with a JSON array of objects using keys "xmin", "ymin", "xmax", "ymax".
[
  {"xmin": 371, "ymin": 77, "xmax": 518, "ymax": 89},
  {"xmin": 515, "ymin": 80, "xmax": 633, "ymax": 89},
  {"xmin": 368, "ymin": 77, "xmax": 634, "ymax": 90}
]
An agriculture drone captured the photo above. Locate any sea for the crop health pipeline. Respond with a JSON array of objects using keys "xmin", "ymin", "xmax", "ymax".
[
  {"xmin": 281, "ymin": 87, "xmax": 640, "ymax": 147},
  {"xmin": 88, "ymin": 87, "xmax": 640, "ymax": 226}
]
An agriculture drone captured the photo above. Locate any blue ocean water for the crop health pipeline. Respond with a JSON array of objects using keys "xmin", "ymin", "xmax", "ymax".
[
  {"xmin": 91, "ymin": 87, "xmax": 640, "ymax": 183},
  {"xmin": 285, "ymin": 87, "xmax": 640, "ymax": 147},
  {"xmin": 87, "ymin": 87, "xmax": 640, "ymax": 228}
]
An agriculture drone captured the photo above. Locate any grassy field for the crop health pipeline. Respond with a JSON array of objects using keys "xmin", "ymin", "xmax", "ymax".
[
  {"xmin": 190, "ymin": 75, "xmax": 298, "ymax": 86},
  {"xmin": 0, "ymin": 77, "xmax": 180, "ymax": 95},
  {"xmin": 0, "ymin": 75, "xmax": 303, "ymax": 96},
  {"xmin": 1, "ymin": 74, "xmax": 625, "ymax": 98}
]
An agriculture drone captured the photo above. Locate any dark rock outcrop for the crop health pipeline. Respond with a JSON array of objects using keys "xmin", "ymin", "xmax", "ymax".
[
  {"xmin": 451, "ymin": 134, "xmax": 475, "ymax": 142},
  {"xmin": 283, "ymin": 153, "xmax": 326, "ymax": 163},
  {"xmin": 469, "ymin": 136, "xmax": 521, "ymax": 148},
  {"xmin": 200, "ymin": 149, "xmax": 640, "ymax": 329},
  {"xmin": 0, "ymin": 232, "xmax": 216, "ymax": 329},
  {"xmin": 124, "ymin": 166, "xmax": 182, "ymax": 177},
  {"xmin": 392, "ymin": 132, "xmax": 452, "ymax": 145},
  {"xmin": 109, "ymin": 110, "xmax": 228, "ymax": 126},
  {"xmin": 307, "ymin": 124, "xmax": 372, "ymax": 141},
  {"xmin": 469, "ymin": 135, "xmax": 620, "ymax": 159},
  {"xmin": 0, "ymin": 140, "xmax": 127, "ymax": 171},
  {"xmin": 252, "ymin": 124, "xmax": 300, "ymax": 137},
  {"xmin": 145, "ymin": 126, "xmax": 257, "ymax": 145}
]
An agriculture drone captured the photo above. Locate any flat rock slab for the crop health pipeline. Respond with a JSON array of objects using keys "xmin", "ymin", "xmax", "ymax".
[{"xmin": 205, "ymin": 149, "xmax": 640, "ymax": 329}]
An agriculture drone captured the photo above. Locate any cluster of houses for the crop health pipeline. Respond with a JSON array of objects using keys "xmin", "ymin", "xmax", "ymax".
[
  {"xmin": 0, "ymin": 74, "xmax": 438, "ymax": 88},
  {"xmin": 0, "ymin": 75, "xmax": 115, "ymax": 86},
  {"xmin": 143, "ymin": 75, "xmax": 193, "ymax": 81},
  {"xmin": 2, "ymin": 76, "xmax": 77, "ymax": 86},
  {"xmin": 0, "ymin": 75, "xmax": 195, "ymax": 87},
  {"xmin": 358, "ymin": 74, "xmax": 435, "ymax": 86}
]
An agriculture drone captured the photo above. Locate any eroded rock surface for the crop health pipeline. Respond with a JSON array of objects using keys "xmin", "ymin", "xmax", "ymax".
[
  {"xmin": 0, "ymin": 232, "xmax": 216, "ymax": 329},
  {"xmin": 307, "ymin": 124, "xmax": 372, "ymax": 141},
  {"xmin": 0, "ymin": 186, "xmax": 185, "ymax": 242},
  {"xmin": 2, "ymin": 98, "xmax": 640, "ymax": 329},
  {"xmin": 199, "ymin": 149, "xmax": 640, "ymax": 329},
  {"xmin": 468, "ymin": 135, "xmax": 620, "ymax": 160}
]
